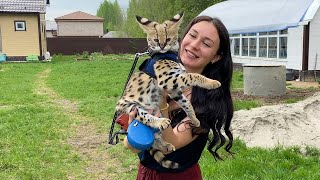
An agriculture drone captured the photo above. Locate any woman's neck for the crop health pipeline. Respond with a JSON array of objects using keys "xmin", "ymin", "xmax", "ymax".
[{"xmin": 185, "ymin": 66, "xmax": 203, "ymax": 74}]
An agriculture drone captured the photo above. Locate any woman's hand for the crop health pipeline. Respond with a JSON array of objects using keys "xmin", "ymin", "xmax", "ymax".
[{"xmin": 123, "ymin": 108, "xmax": 141, "ymax": 153}]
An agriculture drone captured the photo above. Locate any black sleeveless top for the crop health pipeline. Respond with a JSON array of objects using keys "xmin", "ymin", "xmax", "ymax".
[{"xmin": 138, "ymin": 109, "xmax": 209, "ymax": 173}]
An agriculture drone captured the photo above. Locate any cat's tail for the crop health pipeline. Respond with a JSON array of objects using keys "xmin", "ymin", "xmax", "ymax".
[
  {"xmin": 149, "ymin": 149, "xmax": 180, "ymax": 169},
  {"xmin": 182, "ymin": 73, "xmax": 221, "ymax": 90}
]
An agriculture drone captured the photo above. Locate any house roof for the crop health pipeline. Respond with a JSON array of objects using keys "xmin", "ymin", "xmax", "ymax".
[
  {"xmin": 199, "ymin": 0, "xmax": 317, "ymax": 34},
  {"xmin": 0, "ymin": 0, "xmax": 47, "ymax": 13},
  {"xmin": 54, "ymin": 11, "xmax": 104, "ymax": 22}
]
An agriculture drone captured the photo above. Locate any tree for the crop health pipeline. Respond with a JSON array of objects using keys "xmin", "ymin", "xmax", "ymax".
[
  {"xmin": 96, "ymin": 0, "xmax": 124, "ymax": 33},
  {"xmin": 123, "ymin": 0, "xmax": 225, "ymax": 38},
  {"xmin": 123, "ymin": 0, "xmax": 180, "ymax": 37}
]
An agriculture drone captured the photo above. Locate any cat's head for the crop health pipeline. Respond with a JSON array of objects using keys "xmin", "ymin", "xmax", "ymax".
[{"xmin": 136, "ymin": 12, "xmax": 184, "ymax": 53}]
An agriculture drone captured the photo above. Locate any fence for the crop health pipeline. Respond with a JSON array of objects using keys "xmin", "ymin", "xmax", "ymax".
[{"xmin": 47, "ymin": 37, "xmax": 148, "ymax": 55}]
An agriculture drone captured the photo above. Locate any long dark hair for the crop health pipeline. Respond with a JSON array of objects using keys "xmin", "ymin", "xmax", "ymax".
[{"xmin": 180, "ymin": 16, "xmax": 234, "ymax": 160}]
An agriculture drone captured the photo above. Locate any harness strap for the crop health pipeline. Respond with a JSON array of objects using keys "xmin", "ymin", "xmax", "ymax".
[{"xmin": 139, "ymin": 51, "xmax": 178, "ymax": 78}]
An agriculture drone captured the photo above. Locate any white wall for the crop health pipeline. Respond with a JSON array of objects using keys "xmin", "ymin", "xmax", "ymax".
[
  {"xmin": 309, "ymin": 7, "xmax": 320, "ymax": 70},
  {"xmin": 57, "ymin": 21, "xmax": 103, "ymax": 37},
  {"xmin": 232, "ymin": 56, "xmax": 287, "ymax": 66},
  {"xmin": 286, "ymin": 26, "xmax": 304, "ymax": 70}
]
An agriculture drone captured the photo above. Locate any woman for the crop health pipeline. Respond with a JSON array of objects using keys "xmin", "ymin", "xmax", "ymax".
[{"xmin": 124, "ymin": 15, "xmax": 234, "ymax": 179}]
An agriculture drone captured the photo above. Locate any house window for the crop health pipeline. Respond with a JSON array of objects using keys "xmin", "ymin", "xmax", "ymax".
[
  {"xmin": 230, "ymin": 30, "xmax": 287, "ymax": 59},
  {"xmin": 268, "ymin": 31, "xmax": 277, "ymax": 35},
  {"xmin": 230, "ymin": 34, "xmax": 240, "ymax": 56},
  {"xmin": 14, "ymin": 21, "xmax": 26, "ymax": 31},
  {"xmin": 234, "ymin": 38, "xmax": 240, "ymax": 55},
  {"xmin": 280, "ymin": 30, "xmax": 288, "ymax": 34},
  {"xmin": 268, "ymin": 37, "xmax": 277, "ymax": 58},
  {"xmin": 249, "ymin": 38, "xmax": 257, "ymax": 57},
  {"xmin": 259, "ymin": 37, "xmax": 267, "ymax": 57},
  {"xmin": 279, "ymin": 37, "xmax": 287, "ymax": 59},
  {"xmin": 242, "ymin": 38, "xmax": 249, "ymax": 56}
]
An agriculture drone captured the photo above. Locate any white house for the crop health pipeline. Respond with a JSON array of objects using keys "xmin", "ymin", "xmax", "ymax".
[
  {"xmin": 54, "ymin": 11, "xmax": 104, "ymax": 37},
  {"xmin": 200, "ymin": 0, "xmax": 320, "ymax": 81}
]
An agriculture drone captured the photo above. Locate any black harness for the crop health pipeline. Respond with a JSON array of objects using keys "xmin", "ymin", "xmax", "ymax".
[{"xmin": 139, "ymin": 51, "xmax": 179, "ymax": 78}]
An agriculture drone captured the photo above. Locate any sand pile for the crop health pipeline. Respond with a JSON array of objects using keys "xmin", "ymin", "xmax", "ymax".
[{"xmin": 231, "ymin": 92, "xmax": 320, "ymax": 149}]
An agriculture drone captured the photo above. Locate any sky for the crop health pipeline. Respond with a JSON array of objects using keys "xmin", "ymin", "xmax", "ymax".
[{"xmin": 46, "ymin": 0, "xmax": 129, "ymax": 20}]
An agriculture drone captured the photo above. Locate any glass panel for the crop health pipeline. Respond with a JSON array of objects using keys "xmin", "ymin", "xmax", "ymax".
[
  {"xmin": 279, "ymin": 37, "xmax": 287, "ymax": 59},
  {"xmin": 259, "ymin": 37, "xmax": 267, "ymax": 57},
  {"xmin": 242, "ymin": 38, "xmax": 248, "ymax": 56},
  {"xmin": 230, "ymin": 39, "xmax": 233, "ymax": 54},
  {"xmin": 15, "ymin": 21, "xmax": 26, "ymax": 31},
  {"xmin": 249, "ymin": 38, "xmax": 257, "ymax": 57},
  {"xmin": 280, "ymin": 29, "xmax": 288, "ymax": 34},
  {"xmin": 268, "ymin": 31, "xmax": 277, "ymax": 35},
  {"xmin": 248, "ymin": 33, "xmax": 257, "ymax": 36},
  {"xmin": 268, "ymin": 37, "xmax": 277, "ymax": 58},
  {"xmin": 234, "ymin": 38, "xmax": 240, "ymax": 55},
  {"xmin": 242, "ymin": 33, "xmax": 256, "ymax": 36},
  {"xmin": 259, "ymin": 32, "xmax": 268, "ymax": 36}
]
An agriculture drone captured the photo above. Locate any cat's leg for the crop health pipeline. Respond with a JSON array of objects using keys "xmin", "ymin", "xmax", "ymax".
[
  {"xmin": 135, "ymin": 106, "xmax": 171, "ymax": 131},
  {"xmin": 152, "ymin": 133, "xmax": 175, "ymax": 152},
  {"xmin": 179, "ymin": 73, "xmax": 221, "ymax": 90},
  {"xmin": 149, "ymin": 148, "xmax": 179, "ymax": 169},
  {"xmin": 168, "ymin": 91, "xmax": 200, "ymax": 127}
]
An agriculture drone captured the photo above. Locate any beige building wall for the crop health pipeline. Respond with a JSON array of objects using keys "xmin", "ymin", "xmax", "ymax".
[
  {"xmin": 0, "ymin": 13, "xmax": 40, "ymax": 56},
  {"xmin": 40, "ymin": 13, "xmax": 47, "ymax": 55},
  {"xmin": 0, "ymin": 26, "xmax": 2, "ymax": 53},
  {"xmin": 57, "ymin": 21, "xmax": 103, "ymax": 36}
]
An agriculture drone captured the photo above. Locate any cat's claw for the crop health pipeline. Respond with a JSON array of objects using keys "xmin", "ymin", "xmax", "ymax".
[{"xmin": 156, "ymin": 118, "xmax": 171, "ymax": 130}]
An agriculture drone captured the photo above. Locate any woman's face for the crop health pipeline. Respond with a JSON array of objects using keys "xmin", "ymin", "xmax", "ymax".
[{"xmin": 180, "ymin": 21, "xmax": 221, "ymax": 73}]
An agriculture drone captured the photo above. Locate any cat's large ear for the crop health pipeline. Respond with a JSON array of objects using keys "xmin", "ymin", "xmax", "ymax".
[
  {"xmin": 164, "ymin": 12, "xmax": 184, "ymax": 30},
  {"xmin": 136, "ymin": 16, "xmax": 158, "ymax": 33}
]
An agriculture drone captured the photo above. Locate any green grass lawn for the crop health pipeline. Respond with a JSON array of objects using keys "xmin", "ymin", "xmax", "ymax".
[{"xmin": 0, "ymin": 54, "xmax": 319, "ymax": 179}]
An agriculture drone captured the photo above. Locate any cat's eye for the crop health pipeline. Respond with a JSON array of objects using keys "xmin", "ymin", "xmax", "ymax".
[
  {"xmin": 154, "ymin": 39, "xmax": 159, "ymax": 42},
  {"xmin": 166, "ymin": 38, "xmax": 171, "ymax": 42}
]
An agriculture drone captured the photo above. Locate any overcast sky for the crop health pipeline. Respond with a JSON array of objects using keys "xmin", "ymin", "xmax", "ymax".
[{"xmin": 46, "ymin": 0, "xmax": 129, "ymax": 20}]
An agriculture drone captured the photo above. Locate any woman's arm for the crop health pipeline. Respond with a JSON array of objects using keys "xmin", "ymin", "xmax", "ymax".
[
  {"xmin": 124, "ymin": 91, "xmax": 197, "ymax": 154},
  {"xmin": 158, "ymin": 91, "xmax": 198, "ymax": 153}
]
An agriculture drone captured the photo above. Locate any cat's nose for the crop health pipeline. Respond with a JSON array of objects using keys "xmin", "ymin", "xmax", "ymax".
[{"xmin": 160, "ymin": 43, "xmax": 167, "ymax": 50}]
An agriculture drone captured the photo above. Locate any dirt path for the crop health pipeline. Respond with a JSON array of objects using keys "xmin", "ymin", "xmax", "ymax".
[
  {"xmin": 34, "ymin": 68, "xmax": 116, "ymax": 179},
  {"xmin": 286, "ymin": 80, "xmax": 319, "ymax": 88}
]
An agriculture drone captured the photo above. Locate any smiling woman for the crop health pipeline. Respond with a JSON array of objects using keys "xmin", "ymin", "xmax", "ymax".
[{"xmin": 179, "ymin": 21, "xmax": 221, "ymax": 74}]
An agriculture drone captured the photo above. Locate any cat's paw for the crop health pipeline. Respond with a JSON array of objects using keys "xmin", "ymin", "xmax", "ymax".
[
  {"xmin": 165, "ymin": 143, "xmax": 176, "ymax": 152},
  {"xmin": 211, "ymin": 80, "xmax": 221, "ymax": 89},
  {"xmin": 156, "ymin": 118, "xmax": 171, "ymax": 130}
]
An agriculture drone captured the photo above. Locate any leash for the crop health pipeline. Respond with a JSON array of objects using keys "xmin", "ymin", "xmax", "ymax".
[{"xmin": 108, "ymin": 51, "xmax": 149, "ymax": 145}]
